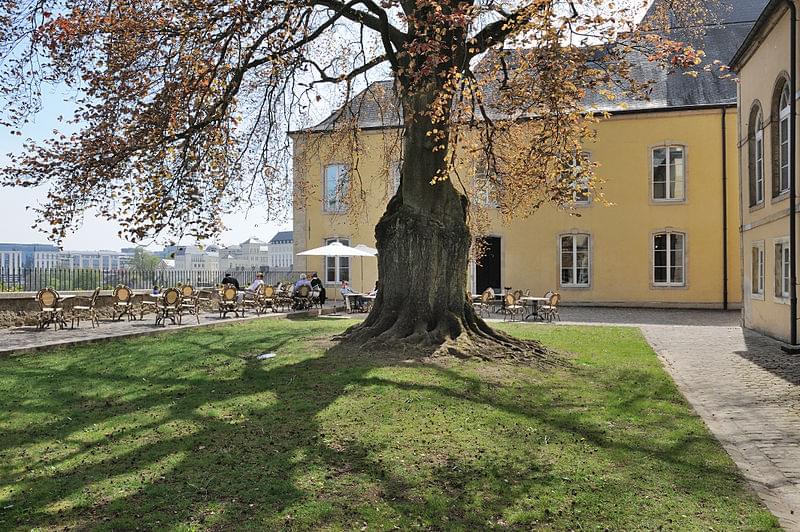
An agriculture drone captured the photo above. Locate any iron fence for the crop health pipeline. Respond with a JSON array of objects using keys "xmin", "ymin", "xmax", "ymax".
[{"xmin": 0, "ymin": 268, "xmax": 307, "ymax": 292}]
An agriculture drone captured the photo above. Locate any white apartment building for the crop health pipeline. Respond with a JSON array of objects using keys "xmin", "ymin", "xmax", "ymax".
[
  {"xmin": 62, "ymin": 250, "xmax": 128, "ymax": 270},
  {"xmin": 267, "ymin": 231, "xmax": 293, "ymax": 271},
  {"xmin": 174, "ymin": 246, "xmax": 220, "ymax": 271},
  {"xmin": 219, "ymin": 238, "xmax": 270, "ymax": 271},
  {"xmin": 0, "ymin": 251, "xmax": 23, "ymax": 275},
  {"xmin": 33, "ymin": 250, "xmax": 62, "ymax": 268}
]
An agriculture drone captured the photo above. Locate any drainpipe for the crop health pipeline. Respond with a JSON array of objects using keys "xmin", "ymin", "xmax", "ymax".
[
  {"xmin": 722, "ymin": 107, "xmax": 729, "ymax": 310},
  {"xmin": 785, "ymin": 0, "xmax": 798, "ymax": 351}
]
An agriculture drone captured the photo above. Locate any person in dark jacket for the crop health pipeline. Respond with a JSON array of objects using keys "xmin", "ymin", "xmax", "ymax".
[
  {"xmin": 221, "ymin": 273, "xmax": 240, "ymax": 289},
  {"xmin": 310, "ymin": 272, "xmax": 326, "ymax": 304}
]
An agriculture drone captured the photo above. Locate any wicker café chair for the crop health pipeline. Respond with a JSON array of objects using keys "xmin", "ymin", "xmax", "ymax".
[
  {"xmin": 138, "ymin": 293, "xmax": 159, "ymax": 320},
  {"xmin": 258, "ymin": 285, "xmax": 276, "ymax": 314},
  {"xmin": 294, "ymin": 284, "xmax": 312, "ymax": 310},
  {"xmin": 70, "ymin": 287, "xmax": 100, "ymax": 329},
  {"xmin": 155, "ymin": 287, "xmax": 182, "ymax": 326},
  {"xmin": 112, "ymin": 285, "xmax": 135, "ymax": 321},
  {"xmin": 36, "ymin": 287, "xmax": 66, "ymax": 330},
  {"xmin": 274, "ymin": 284, "xmax": 293, "ymax": 313},
  {"xmin": 241, "ymin": 288, "xmax": 260, "ymax": 315},
  {"xmin": 503, "ymin": 293, "xmax": 525, "ymax": 322},
  {"xmin": 179, "ymin": 284, "xmax": 201, "ymax": 324},
  {"xmin": 218, "ymin": 285, "xmax": 241, "ymax": 318},
  {"xmin": 196, "ymin": 289, "xmax": 216, "ymax": 312},
  {"xmin": 472, "ymin": 289, "xmax": 493, "ymax": 318},
  {"xmin": 540, "ymin": 292, "xmax": 561, "ymax": 322}
]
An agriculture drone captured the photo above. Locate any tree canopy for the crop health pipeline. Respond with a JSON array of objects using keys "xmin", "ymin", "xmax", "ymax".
[{"xmin": 1, "ymin": 0, "xmax": 717, "ymax": 244}]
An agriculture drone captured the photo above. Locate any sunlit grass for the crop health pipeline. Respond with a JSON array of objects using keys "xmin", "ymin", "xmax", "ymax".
[{"xmin": 0, "ymin": 319, "xmax": 778, "ymax": 530}]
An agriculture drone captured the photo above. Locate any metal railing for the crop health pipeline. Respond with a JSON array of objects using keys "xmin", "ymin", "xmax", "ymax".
[{"xmin": 0, "ymin": 268, "xmax": 307, "ymax": 292}]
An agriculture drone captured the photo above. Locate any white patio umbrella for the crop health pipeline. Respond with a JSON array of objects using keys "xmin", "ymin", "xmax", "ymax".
[
  {"xmin": 296, "ymin": 242, "xmax": 375, "ymax": 310},
  {"xmin": 354, "ymin": 244, "xmax": 378, "ymax": 292}
]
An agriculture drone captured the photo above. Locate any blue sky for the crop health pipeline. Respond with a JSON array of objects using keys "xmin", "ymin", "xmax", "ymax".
[{"xmin": 0, "ymin": 92, "xmax": 294, "ymax": 251}]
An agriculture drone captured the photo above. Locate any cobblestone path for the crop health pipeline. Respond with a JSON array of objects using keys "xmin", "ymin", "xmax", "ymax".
[{"xmin": 642, "ymin": 323, "xmax": 800, "ymax": 530}]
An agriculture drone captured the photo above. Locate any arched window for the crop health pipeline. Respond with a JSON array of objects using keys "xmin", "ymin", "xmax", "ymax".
[
  {"xmin": 773, "ymin": 79, "xmax": 792, "ymax": 196},
  {"xmin": 779, "ymin": 84, "xmax": 791, "ymax": 193},
  {"xmin": 748, "ymin": 104, "xmax": 764, "ymax": 206}
]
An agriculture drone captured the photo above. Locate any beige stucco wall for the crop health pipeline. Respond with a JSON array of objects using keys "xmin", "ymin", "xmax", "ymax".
[
  {"xmin": 293, "ymin": 107, "xmax": 741, "ymax": 308},
  {"xmin": 738, "ymin": 3, "xmax": 798, "ymax": 341}
]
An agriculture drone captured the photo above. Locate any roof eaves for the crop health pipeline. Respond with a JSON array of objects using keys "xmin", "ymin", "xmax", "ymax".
[{"xmin": 730, "ymin": 0, "xmax": 785, "ymax": 71}]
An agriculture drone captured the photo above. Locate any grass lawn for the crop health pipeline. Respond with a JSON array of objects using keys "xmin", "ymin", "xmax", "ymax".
[{"xmin": 0, "ymin": 318, "xmax": 778, "ymax": 530}]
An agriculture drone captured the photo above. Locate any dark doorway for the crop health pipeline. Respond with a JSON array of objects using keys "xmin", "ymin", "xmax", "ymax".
[{"xmin": 476, "ymin": 236, "xmax": 501, "ymax": 293}]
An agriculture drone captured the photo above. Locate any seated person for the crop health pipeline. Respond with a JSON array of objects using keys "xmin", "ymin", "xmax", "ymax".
[
  {"xmin": 293, "ymin": 273, "xmax": 312, "ymax": 293},
  {"xmin": 246, "ymin": 272, "xmax": 265, "ymax": 293},
  {"xmin": 340, "ymin": 281, "xmax": 366, "ymax": 311},
  {"xmin": 221, "ymin": 273, "xmax": 240, "ymax": 290},
  {"xmin": 368, "ymin": 281, "xmax": 379, "ymax": 297},
  {"xmin": 238, "ymin": 272, "xmax": 265, "ymax": 302},
  {"xmin": 310, "ymin": 272, "xmax": 326, "ymax": 304}
]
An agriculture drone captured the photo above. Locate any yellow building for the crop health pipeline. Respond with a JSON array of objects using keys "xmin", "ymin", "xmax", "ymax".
[
  {"xmin": 292, "ymin": 5, "xmax": 763, "ymax": 310},
  {"xmin": 732, "ymin": 0, "xmax": 799, "ymax": 343}
]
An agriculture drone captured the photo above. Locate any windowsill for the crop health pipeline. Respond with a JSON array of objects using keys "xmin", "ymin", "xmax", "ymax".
[
  {"xmin": 751, "ymin": 292, "xmax": 765, "ymax": 301},
  {"xmin": 771, "ymin": 191, "xmax": 789, "ymax": 204},
  {"xmin": 775, "ymin": 297, "xmax": 790, "ymax": 305},
  {"xmin": 651, "ymin": 283, "xmax": 687, "ymax": 289},
  {"xmin": 573, "ymin": 201, "xmax": 592, "ymax": 208},
  {"xmin": 651, "ymin": 198, "xmax": 687, "ymax": 205},
  {"xmin": 749, "ymin": 201, "xmax": 765, "ymax": 213},
  {"xmin": 560, "ymin": 284, "xmax": 591, "ymax": 290}
]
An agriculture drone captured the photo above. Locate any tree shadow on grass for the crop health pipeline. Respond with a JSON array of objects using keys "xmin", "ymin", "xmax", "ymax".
[{"xmin": 0, "ymin": 328, "xmax": 770, "ymax": 530}]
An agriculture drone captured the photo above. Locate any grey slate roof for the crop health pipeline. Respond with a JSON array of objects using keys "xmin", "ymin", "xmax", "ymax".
[
  {"xmin": 307, "ymin": 81, "xmax": 401, "ymax": 132},
  {"xmin": 643, "ymin": 0, "xmax": 769, "ymax": 27},
  {"xmin": 729, "ymin": 0, "xmax": 785, "ymax": 70},
  {"xmin": 307, "ymin": 0, "xmax": 767, "ymax": 131},
  {"xmin": 269, "ymin": 231, "xmax": 293, "ymax": 243}
]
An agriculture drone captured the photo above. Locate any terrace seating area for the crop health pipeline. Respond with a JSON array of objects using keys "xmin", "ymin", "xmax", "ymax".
[
  {"xmin": 471, "ymin": 288, "xmax": 561, "ymax": 322},
  {"xmin": 26, "ymin": 276, "xmax": 342, "ymax": 333}
]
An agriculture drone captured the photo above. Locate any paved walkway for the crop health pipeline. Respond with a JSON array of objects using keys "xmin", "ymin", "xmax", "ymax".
[
  {"xmin": 0, "ymin": 309, "xmax": 307, "ymax": 356},
  {"xmin": 642, "ymin": 323, "xmax": 800, "ymax": 530}
]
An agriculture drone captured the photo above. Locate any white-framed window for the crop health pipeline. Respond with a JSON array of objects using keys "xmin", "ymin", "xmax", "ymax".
[
  {"xmin": 653, "ymin": 231, "xmax": 685, "ymax": 286},
  {"xmin": 559, "ymin": 233, "xmax": 591, "ymax": 287},
  {"xmin": 751, "ymin": 242, "xmax": 765, "ymax": 297},
  {"xmin": 755, "ymin": 109, "xmax": 765, "ymax": 204},
  {"xmin": 325, "ymin": 237, "xmax": 350, "ymax": 284},
  {"xmin": 563, "ymin": 152, "xmax": 591, "ymax": 205},
  {"xmin": 775, "ymin": 238, "xmax": 791, "ymax": 299},
  {"xmin": 323, "ymin": 164, "xmax": 349, "ymax": 213},
  {"xmin": 779, "ymin": 85, "xmax": 791, "ymax": 194},
  {"xmin": 652, "ymin": 145, "xmax": 685, "ymax": 201}
]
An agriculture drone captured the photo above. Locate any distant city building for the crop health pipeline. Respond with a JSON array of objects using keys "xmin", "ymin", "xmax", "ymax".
[
  {"xmin": 174, "ymin": 245, "xmax": 220, "ymax": 271},
  {"xmin": 267, "ymin": 231, "xmax": 293, "ymax": 271},
  {"xmin": 61, "ymin": 250, "xmax": 128, "ymax": 270},
  {"xmin": 0, "ymin": 243, "xmax": 62, "ymax": 273},
  {"xmin": 220, "ymin": 237, "xmax": 270, "ymax": 271}
]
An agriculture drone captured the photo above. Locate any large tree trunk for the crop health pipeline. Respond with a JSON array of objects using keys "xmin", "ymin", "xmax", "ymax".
[{"xmin": 341, "ymin": 86, "xmax": 547, "ymax": 362}]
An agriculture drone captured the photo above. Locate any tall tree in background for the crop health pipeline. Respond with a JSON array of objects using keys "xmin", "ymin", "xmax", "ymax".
[
  {"xmin": 130, "ymin": 247, "xmax": 161, "ymax": 271},
  {"xmin": 1, "ymin": 0, "xmax": 714, "ymax": 357}
]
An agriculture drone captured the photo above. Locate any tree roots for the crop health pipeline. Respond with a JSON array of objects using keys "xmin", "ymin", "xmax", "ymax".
[{"xmin": 335, "ymin": 303, "xmax": 557, "ymax": 366}]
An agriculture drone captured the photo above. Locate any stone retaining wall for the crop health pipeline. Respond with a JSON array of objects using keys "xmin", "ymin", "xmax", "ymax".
[{"xmin": 0, "ymin": 291, "xmax": 141, "ymax": 327}]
